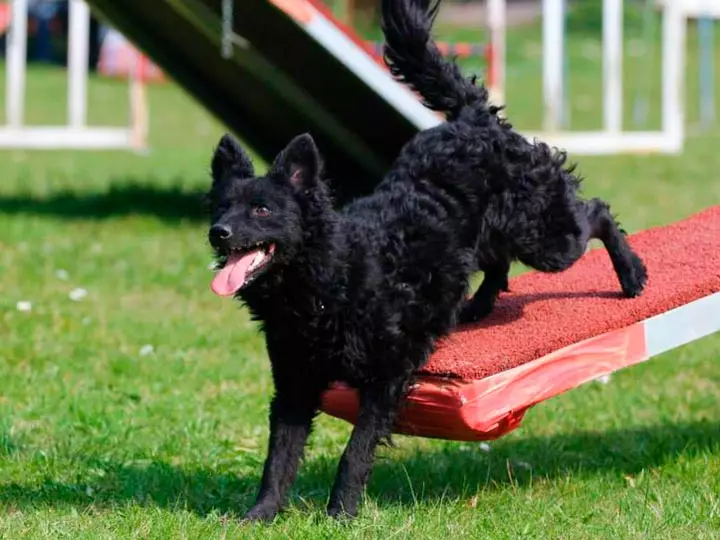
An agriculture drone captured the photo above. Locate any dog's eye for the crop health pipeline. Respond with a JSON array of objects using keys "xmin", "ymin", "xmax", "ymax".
[{"xmin": 252, "ymin": 205, "xmax": 271, "ymax": 217}]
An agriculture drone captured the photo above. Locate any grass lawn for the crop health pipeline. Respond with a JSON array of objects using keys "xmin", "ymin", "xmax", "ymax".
[{"xmin": 1, "ymin": 11, "xmax": 719, "ymax": 538}]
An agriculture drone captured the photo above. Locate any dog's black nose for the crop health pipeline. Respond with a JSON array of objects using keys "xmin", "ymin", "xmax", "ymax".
[{"xmin": 209, "ymin": 224, "xmax": 232, "ymax": 243}]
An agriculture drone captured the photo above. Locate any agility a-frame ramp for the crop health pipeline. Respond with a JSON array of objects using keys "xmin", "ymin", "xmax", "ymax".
[
  {"xmin": 82, "ymin": 0, "xmax": 439, "ymax": 201},
  {"xmin": 322, "ymin": 206, "xmax": 720, "ymax": 441}
]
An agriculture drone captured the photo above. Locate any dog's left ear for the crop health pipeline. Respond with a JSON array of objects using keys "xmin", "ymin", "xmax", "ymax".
[
  {"xmin": 270, "ymin": 133, "xmax": 322, "ymax": 189},
  {"xmin": 211, "ymin": 133, "xmax": 254, "ymax": 183}
]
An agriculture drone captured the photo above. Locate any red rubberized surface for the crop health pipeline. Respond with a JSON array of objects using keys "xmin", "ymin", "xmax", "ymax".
[
  {"xmin": 321, "ymin": 206, "xmax": 720, "ymax": 441},
  {"xmin": 421, "ymin": 205, "xmax": 720, "ymax": 380}
]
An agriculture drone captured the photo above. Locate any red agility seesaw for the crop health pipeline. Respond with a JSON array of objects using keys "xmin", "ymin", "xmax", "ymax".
[{"xmin": 320, "ymin": 206, "xmax": 720, "ymax": 441}]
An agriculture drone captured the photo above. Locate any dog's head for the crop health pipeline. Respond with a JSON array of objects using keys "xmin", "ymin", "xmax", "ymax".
[{"xmin": 206, "ymin": 132, "xmax": 325, "ymax": 296}]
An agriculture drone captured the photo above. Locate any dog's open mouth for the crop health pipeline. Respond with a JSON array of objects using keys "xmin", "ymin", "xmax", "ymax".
[{"xmin": 210, "ymin": 243, "xmax": 276, "ymax": 296}]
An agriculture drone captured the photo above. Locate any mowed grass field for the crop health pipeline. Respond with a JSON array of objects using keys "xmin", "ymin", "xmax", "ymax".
[{"xmin": 1, "ymin": 11, "xmax": 720, "ymax": 539}]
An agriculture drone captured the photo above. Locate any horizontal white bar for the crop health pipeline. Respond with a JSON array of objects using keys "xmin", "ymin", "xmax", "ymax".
[
  {"xmin": 644, "ymin": 292, "xmax": 720, "ymax": 358},
  {"xmin": 522, "ymin": 131, "xmax": 684, "ymax": 154},
  {"xmin": 655, "ymin": 0, "xmax": 720, "ymax": 18},
  {"xmin": 0, "ymin": 127, "xmax": 135, "ymax": 149}
]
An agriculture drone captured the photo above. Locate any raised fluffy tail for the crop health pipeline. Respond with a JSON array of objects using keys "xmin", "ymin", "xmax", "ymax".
[{"xmin": 381, "ymin": 0, "xmax": 489, "ymax": 118}]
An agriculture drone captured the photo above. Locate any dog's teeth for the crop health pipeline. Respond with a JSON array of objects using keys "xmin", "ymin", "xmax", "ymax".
[{"xmin": 248, "ymin": 251, "xmax": 265, "ymax": 271}]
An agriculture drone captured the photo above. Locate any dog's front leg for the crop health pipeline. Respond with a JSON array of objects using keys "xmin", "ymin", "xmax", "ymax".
[
  {"xmin": 244, "ymin": 385, "xmax": 322, "ymax": 522},
  {"xmin": 459, "ymin": 260, "xmax": 510, "ymax": 323},
  {"xmin": 326, "ymin": 378, "xmax": 407, "ymax": 519}
]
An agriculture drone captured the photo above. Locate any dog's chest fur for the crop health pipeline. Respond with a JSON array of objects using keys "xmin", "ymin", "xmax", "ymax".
[{"xmin": 241, "ymin": 214, "xmax": 475, "ymax": 385}]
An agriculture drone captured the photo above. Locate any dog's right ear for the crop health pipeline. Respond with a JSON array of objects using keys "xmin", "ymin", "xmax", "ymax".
[{"xmin": 211, "ymin": 133, "xmax": 254, "ymax": 183}]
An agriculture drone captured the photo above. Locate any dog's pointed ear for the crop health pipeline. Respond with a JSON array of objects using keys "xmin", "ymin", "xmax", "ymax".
[
  {"xmin": 270, "ymin": 133, "xmax": 322, "ymax": 189},
  {"xmin": 211, "ymin": 133, "xmax": 254, "ymax": 182}
]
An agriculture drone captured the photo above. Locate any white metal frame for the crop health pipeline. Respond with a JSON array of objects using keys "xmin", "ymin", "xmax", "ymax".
[
  {"xmin": 1, "ymin": 0, "xmax": 147, "ymax": 150},
  {"xmin": 526, "ymin": 0, "xmax": 687, "ymax": 154}
]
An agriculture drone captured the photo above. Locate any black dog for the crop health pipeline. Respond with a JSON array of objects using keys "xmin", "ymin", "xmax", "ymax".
[
  {"xmin": 381, "ymin": 0, "xmax": 647, "ymax": 322},
  {"xmin": 206, "ymin": 0, "xmax": 647, "ymax": 521}
]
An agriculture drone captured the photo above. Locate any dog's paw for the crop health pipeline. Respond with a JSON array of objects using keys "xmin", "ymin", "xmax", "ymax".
[
  {"xmin": 620, "ymin": 254, "xmax": 648, "ymax": 298},
  {"xmin": 326, "ymin": 503, "xmax": 358, "ymax": 521},
  {"xmin": 242, "ymin": 504, "xmax": 279, "ymax": 523},
  {"xmin": 458, "ymin": 300, "xmax": 494, "ymax": 324}
]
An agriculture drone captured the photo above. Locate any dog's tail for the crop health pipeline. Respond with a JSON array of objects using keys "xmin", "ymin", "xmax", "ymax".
[{"xmin": 381, "ymin": 0, "xmax": 489, "ymax": 118}]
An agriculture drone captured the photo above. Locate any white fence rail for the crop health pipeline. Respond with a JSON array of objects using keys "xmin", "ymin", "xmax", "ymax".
[
  {"xmin": 1, "ymin": 0, "xmax": 147, "ymax": 150},
  {"xmin": 524, "ymin": 0, "xmax": 687, "ymax": 154}
]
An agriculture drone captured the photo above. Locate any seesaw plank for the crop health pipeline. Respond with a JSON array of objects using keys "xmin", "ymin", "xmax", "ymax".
[{"xmin": 320, "ymin": 206, "xmax": 720, "ymax": 441}]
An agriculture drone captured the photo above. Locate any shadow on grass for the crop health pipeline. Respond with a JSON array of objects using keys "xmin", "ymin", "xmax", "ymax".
[
  {"xmin": 0, "ymin": 180, "xmax": 208, "ymax": 223},
  {"xmin": 0, "ymin": 420, "xmax": 717, "ymax": 516}
]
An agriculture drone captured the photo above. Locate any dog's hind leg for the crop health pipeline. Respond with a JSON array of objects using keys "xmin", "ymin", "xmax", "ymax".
[
  {"xmin": 584, "ymin": 198, "xmax": 647, "ymax": 297},
  {"xmin": 458, "ymin": 260, "xmax": 510, "ymax": 324},
  {"xmin": 326, "ymin": 375, "xmax": 410, "ymax": 519},
  {"xmin": 517, "ymin": 198, "xmax": 647, "ymax": 298}
]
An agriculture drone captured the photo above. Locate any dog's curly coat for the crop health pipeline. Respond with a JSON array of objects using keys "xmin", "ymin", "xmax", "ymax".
[{"xmin": 205, "ymin": 0, "xmax": 647, "ymax": 521}]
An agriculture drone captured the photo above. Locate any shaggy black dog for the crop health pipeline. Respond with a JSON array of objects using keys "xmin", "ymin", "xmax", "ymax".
[
  {"xmin": 380, "ymin": 0, "xmax": 647, "ymax": 322},
  {"xmin": 205, "ymin": 0, "xmax": 647, "ymax": 521}
]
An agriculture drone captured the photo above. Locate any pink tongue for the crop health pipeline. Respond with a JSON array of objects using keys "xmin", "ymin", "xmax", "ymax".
[{"xmin": 210, "ymin": 251, "xmax": 261, "ymax": 296}]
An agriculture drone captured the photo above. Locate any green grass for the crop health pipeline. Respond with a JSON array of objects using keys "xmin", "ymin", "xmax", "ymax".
[{"xmin": 1, "ymin": 18, "xmax": 720, "ymax": 538}]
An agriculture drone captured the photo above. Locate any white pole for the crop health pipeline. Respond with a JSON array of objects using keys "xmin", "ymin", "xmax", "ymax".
[
  {"xmin": 661, "ymin": 0, "xmax": 685, "ymax": 149},
  {"xmin": 603, "ymin": 0, "xmax": 623, "ymax": 133},
  {"xmin": 68, "ymin": 0, "xmax": 90, "ymax": 128},
  {"xmin": 6, "ymin": 0, "xmax": 28, "ymax": 128},
  {"xmin": 129, "ymin": 51, "xmax": 149, "ymax": 151},
  {"xmin": 221, "ymin": 0, "xmax": 233, "ymax": 59},
  {"xmin": 543, "ymin": 0, "xmax": 564, "ymax": 132},
  {"xmin": 487, "ymin": 0, "xmax": 506, "ymax": 105}
]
